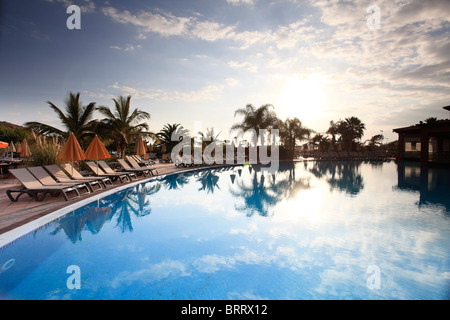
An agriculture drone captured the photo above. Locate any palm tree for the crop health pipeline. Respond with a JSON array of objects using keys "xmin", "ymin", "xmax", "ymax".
[
  {"xmin": 279, "ymin": 117, "xmax": 312, "ymax": 158},
  {"xmin": 326, "ymin": 120, "xmax": 339, "ymax": 149},
  {"xmin": 311, "ymin": 133, "xmax": 330, "ymax": 152},
  {"xmin": 97, "ymin": 95, "xmax": 152, "ymax": 158},
  {"xmin": 198, "ymin": 127, "xmax": 221, "ymax": 145},
  {"xmin": 231, "ymin": 104, "xmax": 278, "ymax": 146},
  {"xmin": 24, "ymin": 92, "xmax": 97, "ymax": 148},
  {"xmin": 366, "ymin": 134, "xmax": 384, "ymax": 149},
  {"xmin": 157, "ymin": 123, "xmax": 189, "ymax": 153},
  {"xmin": 336, "ymin": 117, "xmax": 366, "ymax": 151}
]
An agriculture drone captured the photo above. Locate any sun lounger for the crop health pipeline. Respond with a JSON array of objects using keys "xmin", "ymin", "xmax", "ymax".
[
  {"xmin": 125, "ymin": 156, "xmax": 159, "ymax": 175},
  {"xmin": 26, "ymin": 166, "xmax": 91, "ymax": 195},
  {"xmin": 173, "ymin": 154, "xmax": 195, "ymax": 168},
  {"xmin": 60, "ymin": 163, "xmax": 112, "ymax": 187},
  {"xmin": 86, "ymin": 161, "xmax": 134, "ymax": 183},
  {"xmin": 44, "ymin": 164, "xmax": 104, "ymax": 192},
  {"xmin": 7, "ymin": 168, "xmax": 81, "ymax": 202},
  {"xmin": 159, "ymin": 153, "xmax": 172, "ymax": 163},
  {"xmin": 174, "ymin": 155, "xmax": 186, "ymax": 168},
  {"xmin": 148, "ymin": 152, "xmax": 157, "ymax": 160},
  {"xmin": 97, "ymin": 160, "xmax": 138, "ymax": 180},
  {"xmin": 116, "ymin": 159, "xmax": 152, "ymax": 176},
  {"xmin": 131, "ymin": 155, "xmax": 155, "ymax": 166}
]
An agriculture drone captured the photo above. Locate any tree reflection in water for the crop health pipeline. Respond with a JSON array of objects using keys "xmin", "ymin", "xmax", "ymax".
[
  {"xmin": 162, "ymin": 172, "xmax": 191, "ymax": 190},
  {"xmin": 196, "ymin": 169, "xmax": 222, "ymax": 194},
  {"xmin": 53, "ymin": 161, "xmax": 367, "ymax": 241},
  {"xmin": 53, "ymin": 181, "xmax": 162, "ymax": 240},
  {"xmin": 229, "ymin": 162, "xmax": 312, "ymax": 217},
  {"xmin": 309, "ymin": 161, "xmax": 364, "ymax": 196},
  {"xmin": 110, "ymin": 182, "xmax": 161, "ymax": 233},
  {"xmin": 51, "ymin": 203, "xmax": 113, "ymax": 243}
]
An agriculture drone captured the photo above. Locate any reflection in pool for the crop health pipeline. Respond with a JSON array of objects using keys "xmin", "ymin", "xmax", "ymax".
[{"xmin": 0, "ymin": 161, "xmax": 449, "ymax": 299}]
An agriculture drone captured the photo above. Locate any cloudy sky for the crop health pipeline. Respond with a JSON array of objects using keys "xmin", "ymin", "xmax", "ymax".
[{"xmin": 1, "ymin": 0, "xmax": 449, "ymax": 142}]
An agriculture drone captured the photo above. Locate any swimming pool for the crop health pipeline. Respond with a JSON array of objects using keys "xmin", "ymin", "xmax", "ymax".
[{"xmin": 0, "ymin": 161, "xmax": 449, "ymax": 299}]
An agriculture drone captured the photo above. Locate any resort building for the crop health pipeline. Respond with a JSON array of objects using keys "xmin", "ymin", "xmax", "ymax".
[{"xmin": 393, "ymin": 106, "xmax": 450, "ymax": 166}]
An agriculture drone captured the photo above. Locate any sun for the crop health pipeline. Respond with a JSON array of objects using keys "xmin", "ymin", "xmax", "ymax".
[{"xmin": 279, "ymin": 74, "xmax": 326, "ymax": 121}]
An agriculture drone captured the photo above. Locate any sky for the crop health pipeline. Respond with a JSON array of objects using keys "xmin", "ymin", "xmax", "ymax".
[{"xmin": 0, "ymin": 0, "xmax": 449, "ymax": 143}]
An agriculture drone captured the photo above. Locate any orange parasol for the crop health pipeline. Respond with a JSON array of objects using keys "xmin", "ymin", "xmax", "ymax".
[
  {"xmin": 85, "ymin": 135, "xmax": 110, "ymax": 175},
  {"xmin": 59, "ymin": 133, "xmax": 85, "ymax": 161},
  {"xmin": 0, "ymin": 142, "xmax": 7, "ymax": 170},
  {"xmin": 58, "ymin": 133, "xmax": 85, "ymax": 175},
  {"xmin": 136, "ymin": 136, "xmax": 148, "ymax": 156},
  {"xmin": 20, "ymin": 139, "xmax": 32, "ymax": 158}
]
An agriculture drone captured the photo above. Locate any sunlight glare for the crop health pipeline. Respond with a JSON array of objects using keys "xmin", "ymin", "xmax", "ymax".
[{"xmin": 279, "ymin": 74, "xmax": 325, "ymax": 121}]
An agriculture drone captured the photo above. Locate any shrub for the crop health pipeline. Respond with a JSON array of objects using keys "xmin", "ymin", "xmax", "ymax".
[{"xmin": 29, "ymin": 131, "xmax": 62, "ymax": 166}]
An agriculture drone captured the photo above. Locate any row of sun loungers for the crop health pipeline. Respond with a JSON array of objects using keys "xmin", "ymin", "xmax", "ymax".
[
  {"xmin": 311, "ymin": 151, "xmax": 392, "ymax": 161},
  {"xmin": 6, "ymin": 156, "xmax": 160, "ymax": 203},
  {"xmin": 118, "ymin": 156, "xmax": 159, "ymax": 176},
  {"xmin": 173, "ymin": 154, "xmax": 241, "ymax": 168}
]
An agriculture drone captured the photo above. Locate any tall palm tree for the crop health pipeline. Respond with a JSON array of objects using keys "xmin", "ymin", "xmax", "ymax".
[
  {"xmin": 280, "ymin": 117, "xmax": 312, "ymax": 158},
  {"xmin": 231, "ymin": 104, "xmax": 278, "ymax": 145},
  {"xmin": 97, "ymin": 95, "xmax": 152, "ymax": 158},
  {"xmin": 198, "ymin": 127, "xmax": 221, "ymax": 145},
  {"xmin": 24, "ymin": 92, "xmax": 97, "ymax": 148},
  {"xmin": 326, "ymin": 120, "xmax": 339, "ymax": 148},
  {"xmin": 336, "ymin": 116, "xmax": 366, "ymax": 151},
  {"xmin": 310, "ymin": 133, "xmax": 330, "ymax": 152},
  {"xmin": 157, "ymin": 123, "xmax": 189, "ymax": 153}
]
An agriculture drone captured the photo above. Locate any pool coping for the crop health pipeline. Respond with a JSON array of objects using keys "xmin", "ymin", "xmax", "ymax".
[{"xmin": 0, "ymin": 163, "xmax": 243, "ymax": 249}]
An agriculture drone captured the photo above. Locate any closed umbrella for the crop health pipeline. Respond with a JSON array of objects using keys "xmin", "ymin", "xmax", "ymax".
[
  {"xmin": 9, "ymin": 141, "xmax": 16, "ymax": 161},
  {"xmin": 20, "ymin": 139, "xmax": 32, "ymax": 158},
  {"xmin": 58, "ymin": 133, "xmax": 86, "ymax": 175},
  {"xmin": 15, "ymin": 142, "xmax": 22, "ymax": 154},
  {"xmin": 85, "ymin": 135, "xmax": 110, "ymax": 175},
  {"xmin": 136, "ymin": 136, "xmax": 148, "ymax": 156}
]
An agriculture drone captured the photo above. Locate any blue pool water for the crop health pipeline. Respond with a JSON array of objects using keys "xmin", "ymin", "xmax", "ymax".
[{"xmin": 0, "ymin": 161, "xmax": 449, "ymax": 300}]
